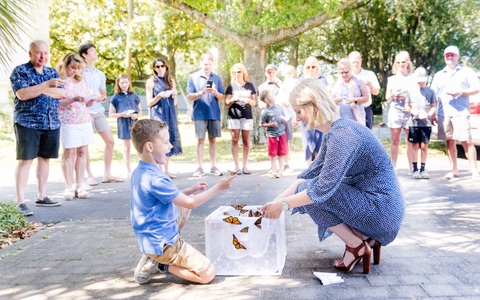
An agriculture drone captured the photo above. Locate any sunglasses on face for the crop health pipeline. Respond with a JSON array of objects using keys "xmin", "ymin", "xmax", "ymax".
[
  {"xmin": 232, "ymin": 71, "xmax": 242, "ymax": 74},
  {"xmin": 154, "ymin": 64, "xmax": 166, "ymax": 69},
  {"xmin": 306, "ymin": 66, "xmax": 316, "ymax": 69},
  {"xmin": 396, "ymin": 61, "xmax": 407, "ymax": 65}
]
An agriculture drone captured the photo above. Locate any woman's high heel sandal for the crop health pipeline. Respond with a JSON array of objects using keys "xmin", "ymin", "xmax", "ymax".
[
  {"xmin": 334, "ymin": 241, "xmax": 372, "ymax": 274},
  {"xmin": 365, "ymin": 238, "xmax": 382, "ymax": 265}
]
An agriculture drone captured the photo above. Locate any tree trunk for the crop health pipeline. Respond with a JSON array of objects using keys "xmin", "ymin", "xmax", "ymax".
[
  {"xmin": 243, "ymin": 44, "xmax": 268, "ymax": 145},
  {"xmin": 217, "ymin": 41, "xmax": 229, "ymax": 128},
  {"xmin": 288, "ymin": 37, "xmax": 299, "ymax": 68}
]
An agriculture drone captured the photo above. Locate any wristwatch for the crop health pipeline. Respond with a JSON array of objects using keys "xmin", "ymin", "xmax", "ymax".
[
  {"xmin": 459, "ymin": 91, "xmax": 463, "ymax": 96},
  {"xmin": 354, "ymin": 98, "xmax": 358, "ymax": 104},
  {"xmin": 281, "ymin": 198, "xmax": 290, "ymax": 211}
]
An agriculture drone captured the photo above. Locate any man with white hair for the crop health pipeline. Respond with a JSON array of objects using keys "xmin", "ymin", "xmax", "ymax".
[
  {"xmin": 348, "ymin": 51, "xmax": 380, "ymax": 130},
  {"xmin": 431, "ymin": 45, "xmax": 480, "ymax": 180},
  {"xmin": 10, "ymin": 40, "xmax": 72, "ymax": 215}
]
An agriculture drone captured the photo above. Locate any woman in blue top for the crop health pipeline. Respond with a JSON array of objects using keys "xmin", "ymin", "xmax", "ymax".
[
  {"xmin": 297, "ymin": 56, "xmax": 329, "ymax": 165},
  {"xmin": 146, "ymin": 58, "xmax": 182, "ymax": 179},
  {"xmin": 109, "ymin": 74, "xmax": 142, "ymax": 178},
  {"xmin": 260, "ymin": 79, "xmax": 405, "ymax": 274}
]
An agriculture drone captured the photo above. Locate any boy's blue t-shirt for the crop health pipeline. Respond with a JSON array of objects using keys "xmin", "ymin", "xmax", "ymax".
[
  {"xmin": 260, "ymin": 104, "xmax": 285, "ymax": 137},
  {"xmin": 130, "ymin": 160, "xmax": 180, "ymax": 255}
]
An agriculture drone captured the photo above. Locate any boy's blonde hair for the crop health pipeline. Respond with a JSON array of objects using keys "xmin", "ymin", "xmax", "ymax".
[
  {"xmin": 289, "ymin": 78, "xmax": 338, "ymax": 129},
  {"xmin": 131, "ymin": 119, "xmax": 168, "ymax": 154},
  {"xmin": 259, "ymin": 90, "xmax": 272, "ymax": 103}
]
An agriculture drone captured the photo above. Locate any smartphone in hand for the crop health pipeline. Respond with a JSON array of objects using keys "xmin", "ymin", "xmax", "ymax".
[{"xmin": 206, "ymin": 80, "xmax": 213, "ymax": 89}]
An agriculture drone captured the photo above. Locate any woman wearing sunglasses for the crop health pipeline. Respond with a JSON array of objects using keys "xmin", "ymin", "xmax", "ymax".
[
  {"xmin": 331, "ymin": 58, "xmax": 369, "ymax": 124},
  {"xmin": 146, "ymin": 58, "xmax": 182, "ymax": 179}
]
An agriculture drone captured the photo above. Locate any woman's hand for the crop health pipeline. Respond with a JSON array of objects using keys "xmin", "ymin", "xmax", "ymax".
[
  {"xmin": 346, "ymin": 98, "xmax": 356, "ymax": 104},
  {"xmin": 130, "ymin": 113, "xmax": 139, "ymax": 120},
  {"xmin": 159, "ymin": 91, "xmax": 168, "ymax": 98},
  {"xmin": 333, "ymin": 97, "xmax": 342, "ymax": 103},
  {"xmin": 172, "ymin": 89, "xmax": 178, "ymax": 97},
  {"xmin": 258, "ymin": 199, "xmax": 283, "ymax": 219}
]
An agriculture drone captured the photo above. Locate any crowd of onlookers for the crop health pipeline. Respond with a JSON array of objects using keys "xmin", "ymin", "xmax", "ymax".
[{"xmin": 9, "ymin": 40, "xmax": 480, "ymax": 217}]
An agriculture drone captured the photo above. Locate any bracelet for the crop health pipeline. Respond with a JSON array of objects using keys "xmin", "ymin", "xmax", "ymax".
[{"xmin": 354, "ymin": 98, "xmax": 358, "ymax": 104}]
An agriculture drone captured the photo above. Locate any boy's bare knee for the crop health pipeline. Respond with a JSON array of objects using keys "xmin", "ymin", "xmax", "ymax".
[{"xmin": 199, "ymin": 263, "xmax": 216, "ymax": 284}]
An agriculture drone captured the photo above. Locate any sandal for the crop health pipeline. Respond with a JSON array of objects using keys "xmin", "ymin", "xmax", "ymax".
[
  {"xmin": 242, "ymin": 167, "xmax": 251, "ymax": 175},
  {"xmin": 269, "ymin": 173, "xmax": 276, "ymax": 179},
  {"xmin": 102, "ymin": 176, "xmax": 124, "ymax": 183},
  {"xmin": 75, "ymin": 188, "xmax": 91, "ymax": 199},
  {"xmin": 274, "ymin": 172, "xmax": 283, "ymax": 178},
  {"xmin": 365, "ymin": 238, "xmax": 382, "ymax": 265},
  {"xmin": 443, "ymin": 172, "xmax": 459, "ymax": 179},
  {"xmin": 87, "ymin": 177, "xmax": 98, "ymax": 186},
  {"xmin": 63, "ymin": 188, "xmax": 74, "ymax": 201},
  {"xmin": 333, "ymin": 241, "xmax": 372, "ymax": 274},
  {"xmin": 165, "ymin": 171, "xmax": 177, "ymax": 179}
]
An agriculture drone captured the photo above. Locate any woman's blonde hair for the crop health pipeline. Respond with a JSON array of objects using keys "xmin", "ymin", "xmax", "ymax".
[
  {"xmin": 56, "ymin": 53, "xmax": 83, "ymax": 82},
  {"xmin": 230, "ymin": 63, "xmax": 250, "ymax": 83},
  {"xmin": 337, "ymin": 58, "xmax": 353, "ymax": 71},
  {"xmin": 303, "ymin": 56, "xmax": 320, "ymax": 78},
  {"xmin": 289, "ymin": 78, "xmax": 338, "ymax": 129},
  {"xmin": 392, "ymin": 51, "xmax": 414, "ymax": 74}
]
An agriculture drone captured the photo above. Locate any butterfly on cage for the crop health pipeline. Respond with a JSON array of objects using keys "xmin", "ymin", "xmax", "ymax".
[
  {"xmin": 232, "ymin": 204, "xmax": 246, "ymax": 210},
  {"xmin": 254, "ymin": 217, "xmax": 262, "ymax": 229},
  {"xmin": 255, "ymin": 184, "xmax": 260, "ymax": 190},
  {"xmin": 223, "ymin": 211, "xmax": 230, "ymax": 215},
  {"xmin": 239, "ymin": 209, "xmax": 248, "ymax": 215},
  {"xmin": 223, "ymin": 216, "xmax": 242, "ymax": 225},
  {"xmin": 232, "ymin": 234, "xmax": 246, "ymax": 250},
  {"xmin": 240, "ymin": 226, "xmax": 249, "ymax": 233}
]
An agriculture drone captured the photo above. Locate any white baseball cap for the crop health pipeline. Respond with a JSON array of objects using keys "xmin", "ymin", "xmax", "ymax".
[
  {"xmin": 413, "ymin": 67, "xmax": 428, "ymax": 82},
  {"xmin": 443, "ymin": 46, "xmax": 460, "ymax": 56}
]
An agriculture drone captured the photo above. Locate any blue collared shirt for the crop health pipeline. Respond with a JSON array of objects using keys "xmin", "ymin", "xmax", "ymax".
[
  {"xmin": 260, "ymin": 104, "xmax": 285, "ymax": 137},
  {"xmin": 431, "ymin": 64, "xmax": 480, "ymax": 117},
  {"xmin": 130, "ymin": 161, "xmax": 181, "ymax": 255},
  {"xmin": 84, "ymin": 67, "xmax": 107, "ymax": 114},
  {"xmin": 10, "ymin": 61, "xmax": 64, "ymax": 130},
  {"xmin": 187, "ymin": 71, "xmax": 224, "ymax": 120}
]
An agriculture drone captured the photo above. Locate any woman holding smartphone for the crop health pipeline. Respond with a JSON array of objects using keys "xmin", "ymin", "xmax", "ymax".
[
  {"xmin": 146, "ymin": 58, "xmax": 182, "ymax": 178},
  {"xmin": 225, "ymin": 63, "xmax": 256, "ymax": 175}
]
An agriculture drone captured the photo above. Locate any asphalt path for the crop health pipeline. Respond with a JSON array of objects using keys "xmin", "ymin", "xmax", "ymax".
[{"xmin": 0, "ymin": 157, "xmax": 479, "ymax": 224}]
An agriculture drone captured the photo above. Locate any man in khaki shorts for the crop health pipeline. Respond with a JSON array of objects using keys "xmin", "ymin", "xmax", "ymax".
[{"xmin": 431, "ymin": 46, "xmax": 480, "ymax": 180}]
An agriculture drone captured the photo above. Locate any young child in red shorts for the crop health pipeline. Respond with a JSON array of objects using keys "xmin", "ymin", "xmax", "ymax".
[{"xmin": 259, "ymin": 90, "xmax": 287, "ymax": 178}]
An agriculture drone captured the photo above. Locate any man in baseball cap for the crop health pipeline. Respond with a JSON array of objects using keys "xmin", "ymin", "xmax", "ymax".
[{"xmin": 431, "ymin": 46, "xmax": 480, "ymax": 180}]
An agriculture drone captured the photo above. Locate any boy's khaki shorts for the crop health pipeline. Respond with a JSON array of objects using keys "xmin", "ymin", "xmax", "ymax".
[{"xmin": 146, "ymin": 236, "xmax": 211, "ymax": 275}]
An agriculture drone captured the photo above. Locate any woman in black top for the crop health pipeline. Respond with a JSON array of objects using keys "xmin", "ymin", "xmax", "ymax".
[{"xmin": 225, "ymin": 63, "xmax": 256, "ymax": 175}]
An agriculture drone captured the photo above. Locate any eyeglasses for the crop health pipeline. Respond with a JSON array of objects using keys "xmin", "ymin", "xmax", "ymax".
[
  {"xmin": 154, "ymin": 64, "xmax": 166, "ymax": 69},
  {"xmin": 306, "ymin": 66, "xmax": 316, "ymax": 69},
  {"xmin": 339, "ymin": 70, "xmax": 350, "ymax": 75}
]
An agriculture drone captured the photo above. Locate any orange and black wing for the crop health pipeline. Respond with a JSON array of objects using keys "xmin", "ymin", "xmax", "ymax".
[
  {"xmin": 223, "ymin": 211, "xmax": 230, "ymax": 215},
  {"xmin": 239, "ymin": 209, "xmax": 248, "ymax": 214},
  {"xmin": 223, "ymin": 216, "xmax": 242, "ymax": 225},
  {"xmin": 254, "ymin": 211, "xmax": 262, "ymax": 217},
  {"xmin": 254, "ymin": 217, "xmax": 262, "ymax": 229},
  {"xmin": 228, "ymin": 169, "xmax": 239, "ymax": 176},
  {"xmin": 249, "ymin": 210, "xmax": 254, "ymax": 217},
  {"xmin": 232, "ymin": 204, "xmax": 246, "ymax": 210},
  {"xmin": 233, "ymin": 234, "xmax": 246, "ymax": 250},
  {"xmin": 240, "ymin": 226, "xmax": 249, "ymax": 233}
]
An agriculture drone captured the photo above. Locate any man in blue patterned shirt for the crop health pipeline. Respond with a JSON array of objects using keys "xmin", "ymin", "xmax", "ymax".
[{"xmin": 10, "ymin": 40, "xmax": 67, "ymax": 216}]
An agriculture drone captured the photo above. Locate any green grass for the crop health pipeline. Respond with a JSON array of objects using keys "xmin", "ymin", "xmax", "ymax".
[{"xmin": 0, "ymin": 200, "xmax": 30, "ymax": 242}]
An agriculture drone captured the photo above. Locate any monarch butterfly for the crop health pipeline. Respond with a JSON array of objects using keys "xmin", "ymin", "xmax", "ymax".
[
  {"xmin": 248, "ymin": 210, "xmax": 254, "ymax": 217},
  {"xmin": 254, "ymin": 211, "xmax": 262, "ymax": 217},
  {"xmin": 256, "ymin": 184, "xmax": 261, "ymax": 190},
  {"xmin": 223, "ymin": 216, "xmax": 242, "ymax": 225},
  {"xmin": 223, "ymin": 211, "xmax": 230, "ymax": 215},
  {"xmin": 240, "ymin": 226, "xmax": 249, "ymax": 233},
  {"xmin": 239, "ymin": 209, "xmax": 248, "ymax": 214},
  {"xmin": 254, "ymin": 217, "xmax": 262, "ymax": 229},
  {"xmin": 228, "ymin": 169, "xmax": 240, "ymax": 176},
  {"xmin": 232, "ymin": 204, "xmax": 246, "ymax": 210},
  {"xmin": 233, "ymin": 234, "xmax": 246, "ymax": 250}
]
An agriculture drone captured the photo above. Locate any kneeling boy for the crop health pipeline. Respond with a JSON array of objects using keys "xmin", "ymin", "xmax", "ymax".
[{"xmin": 130, "ymin": 119, "xmax": 236, "ymax": 284}]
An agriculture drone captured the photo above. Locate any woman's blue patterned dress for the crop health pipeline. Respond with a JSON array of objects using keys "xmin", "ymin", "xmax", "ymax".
[
  {"xmin": 293, "ymin": 118, "xmax": 405, "ymax": 246},
  {"xmin": 150, "ymin": 76, "xmax": 182, "ymax": 157}
]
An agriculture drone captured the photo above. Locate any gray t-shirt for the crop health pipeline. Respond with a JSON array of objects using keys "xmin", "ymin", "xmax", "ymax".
[
  {"xmin": 260, "ymin": 104, "xmax": 285, "ymax": 137},
  {"xmin": 405, "ymin": 86, "xmax": 437, "ymax": 127}
]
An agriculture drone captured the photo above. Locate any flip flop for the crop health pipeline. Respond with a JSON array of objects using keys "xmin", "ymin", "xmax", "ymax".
[
  {"xmin": 102, "ymin": 176, "xmax": 124, "ymax": 183},
  {"xmin": 274, "ymin": 173, "xmax": 283, "ymax": 178},
  {"xmin": 472, "ymin": 174, "xmax": 480, "ymax": 181},
  {"xmin": 87, "ymin": 178, "xmax": 98, "ymax": 186},
  {"xmin": 443, "ymin": 172, "xmax": 459, "ymax": 179}
]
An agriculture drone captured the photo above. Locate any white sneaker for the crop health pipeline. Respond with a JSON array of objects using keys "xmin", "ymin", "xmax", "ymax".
[
  {"xmin": 134, "ymin": 254, "xmax": 160, "ymax": 284},
  {"xmin": 412, "ymin": 171, "xmax": 421, "ymax": 179},
  {"xmin": 420, "ymin": 171, "xmax": 430, "ymax": 179},
  {"xmin": 407, "ymin": 169, "xmax": 413, "ymax": 176}
]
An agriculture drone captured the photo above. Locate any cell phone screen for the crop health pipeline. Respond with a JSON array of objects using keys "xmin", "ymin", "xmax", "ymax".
[{"xmin": 206, "ymin": 80, "xmax": 213, "ymax": 88}]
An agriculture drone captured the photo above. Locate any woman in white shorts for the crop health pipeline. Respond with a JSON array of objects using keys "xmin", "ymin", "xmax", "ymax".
[
  {"xmin": 386, "ymin": 51, "xmax": 415, "ymax": 173},
  {"xmin": 57, "ymin": 53, "xmax": 95, "ymax": 199},
  {"xmin": 225, "ymin": 63, "xmax": 256, "ymax": 175}
]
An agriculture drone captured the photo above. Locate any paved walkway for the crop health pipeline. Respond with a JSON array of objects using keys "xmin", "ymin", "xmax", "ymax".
[{"xmin": 1, "ymin": 157, "xmax": 480, "ymax": 299}]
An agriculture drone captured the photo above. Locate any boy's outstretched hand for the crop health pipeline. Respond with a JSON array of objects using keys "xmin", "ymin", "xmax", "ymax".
[
  {"xmin": 191, "ymin": 182, "xmax": 208, "ymax": 194},
  {"xmin": 216, "ymin": 175, "xmax": 237, "ymax": 190}
]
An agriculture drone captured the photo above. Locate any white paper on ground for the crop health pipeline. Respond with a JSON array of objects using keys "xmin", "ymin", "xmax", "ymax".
[{"xmin": 313, "ymin": 272, "xmax": 344, "ymax": 285}]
